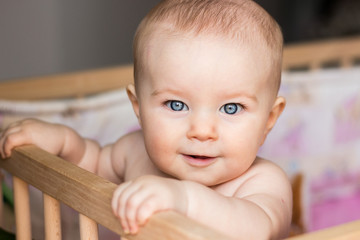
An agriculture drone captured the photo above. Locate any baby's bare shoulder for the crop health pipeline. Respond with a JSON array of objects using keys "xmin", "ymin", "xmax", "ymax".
[
  {"xmin": 113, "ymin": 130, "xmax": 145, "ymax": 151},
  {"xmin": 216, "ymin": 157, "xmax": 291, "ymax": 198},
  {"xmin": 241, "ymin": 157, "xmax": 290, "ymax": 191},
  {"xmin": 111, "ymin": 130, "xmax": 163, "ymax": 180},
  {"xmin": 249, "ymin": 157, "xmax": 287, "ymax": 176},
  {"xmin": 108, "ymin": 130, "xmax": 145, "ymax": 165}
]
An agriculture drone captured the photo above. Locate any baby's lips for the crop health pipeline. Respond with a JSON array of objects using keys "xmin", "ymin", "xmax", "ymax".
[
  {"xmin": 183, "ymin": 153, "xmax": 217, "ymax": 159},
  {"xmin": 191, "ymin": 155, "xmax": 214, "ymax": 159}
]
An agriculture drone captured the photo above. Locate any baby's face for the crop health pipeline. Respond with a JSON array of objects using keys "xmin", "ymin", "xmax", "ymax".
[{"xmin": 132, "ymin": 34, "xmax": 280, "ymax": 186}]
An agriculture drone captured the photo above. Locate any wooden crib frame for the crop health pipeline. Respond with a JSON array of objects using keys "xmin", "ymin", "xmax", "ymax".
[{"xmin": 1, "ymin": 36, "xmax": 360, "ymax": 239}]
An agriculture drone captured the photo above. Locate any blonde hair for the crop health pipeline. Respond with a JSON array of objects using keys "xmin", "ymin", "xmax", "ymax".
[{"xmin": 133, "ymin": 0, "xmax": 283, "ymax": 92}]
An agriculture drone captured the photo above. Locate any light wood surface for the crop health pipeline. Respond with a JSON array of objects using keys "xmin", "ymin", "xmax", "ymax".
[
  {"xmin": 283, "ymin": 36, "xmax": 360, "ymax": 70},
  {"xmin": 0, "ymin": 145, "xmax": 233, "ymax": 240},
  {"xmin": 13, "ymin": 176, "xmax": 32, "ymax": 240},
  {"xmin": 0, "ymin": 65, "xmax": 133, "ymax": 100},
  {"xmin": 44, "ymin": 194, "xmax": 62, "ymax": 240},
  {"xmin": 286, "ymin": 220, "xmax": 360, "ymax": 240},
  {"xmin": 79, "ymin": 214, "xmax": 99, "ymax": 240}
]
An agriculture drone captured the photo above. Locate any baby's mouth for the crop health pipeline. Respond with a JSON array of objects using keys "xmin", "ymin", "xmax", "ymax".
[
  {"xmin": 182, "ymin": 154, "xmax": 217, "ymax": 167},
  {"xmin": 190, "ymin": 155, "xmax": 213, "ymax": 159}
]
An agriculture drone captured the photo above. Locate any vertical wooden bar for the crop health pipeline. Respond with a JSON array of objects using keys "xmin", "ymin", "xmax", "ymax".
[
  {"xmin": 13, "ymin": 176, "xmax": 32, "ymax": 240},
  {"xmin": 44, "ymin": 193, "xmax": 62, "ymax": 240},
  {"xmin": 79, "ymin": 214, "xmax": 99, "ymax": 240}
]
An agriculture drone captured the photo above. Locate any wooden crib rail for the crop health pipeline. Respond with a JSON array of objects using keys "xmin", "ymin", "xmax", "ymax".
[
  {"xmin": 0, "ymin": 64, "xmax": 134, "ymax": 101},
  {"xmin": 288, "ymin": 220, "xmax": 360, "ymax": 240},
  {"xmin": 283, "ymin": 36, "xmax": 360, "ymax": 71},
  {"xmin": 0, "ymin": 145, "xmax": 232, "ymax": 240}
]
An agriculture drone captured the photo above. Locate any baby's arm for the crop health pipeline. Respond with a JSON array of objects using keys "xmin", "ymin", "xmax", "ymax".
[
  {"xmin": 95, "ymin": 135, "xmax": 131, "ymax": 184},
  {"xmin": 0, "ymin": 119, "xmax": 100, "ymax": 173},
  {"xmin": 184, "ymin": 159, "xmax": 292, "ymax": 239},
  {"xmin": 0, "ymin": 118, "xmax": 133, "ymax": 183},
  {"xmin": 112, "ymin": 159, "xmax": 292, "ymax": 239}
]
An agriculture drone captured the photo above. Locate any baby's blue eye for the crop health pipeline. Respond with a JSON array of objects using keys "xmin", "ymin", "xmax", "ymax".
[
  {"xmin": 220, "ymin": 103, "xmax": 242, "ymax": 115},
  {"xmin": 166, "ymin": 100, "xmax": 188, "ymax": 111}
]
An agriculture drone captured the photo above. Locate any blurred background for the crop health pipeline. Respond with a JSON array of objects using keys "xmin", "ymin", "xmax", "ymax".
[{"xmin": 0, "ymin": 0, "xmax": 360, "ymax": 82}]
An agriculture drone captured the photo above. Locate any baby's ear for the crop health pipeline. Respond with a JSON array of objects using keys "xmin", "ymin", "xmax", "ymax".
[
  {"xmin": 126, "ymin": 84, "xmax": 141, "ymax": 120},
  {"xmin": 261, "ymin": 96, "xmax": 286, "ymax": 145}
]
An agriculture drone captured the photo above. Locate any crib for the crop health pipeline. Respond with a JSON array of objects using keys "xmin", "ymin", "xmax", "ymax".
[{"xmin": 0, "ymin": 35, "xmax": 360, "ymax": 239}]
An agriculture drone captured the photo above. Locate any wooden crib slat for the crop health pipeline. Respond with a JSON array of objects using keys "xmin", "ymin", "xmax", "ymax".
[
  {"xmin": 13, "ymin": 176, "xmax": 32, "ymax": 240},
  {"xmin": 79, "ymin": 214, "xmax": 99, "ymax": 240},
  {"xmin": 0, "ymin": 145, "xmax": 232, "ymax": 240},
  {"xmin": 44, "ymin": 193, "xmax": 62, "ymax": 240}
]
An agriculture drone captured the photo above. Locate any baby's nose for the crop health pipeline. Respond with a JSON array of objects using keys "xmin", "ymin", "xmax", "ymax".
[{"xmin": 186, "ymin": 112, "xmax": 218, "ymax": 141}]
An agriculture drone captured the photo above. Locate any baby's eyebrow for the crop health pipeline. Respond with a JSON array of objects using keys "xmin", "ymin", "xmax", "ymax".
[
  {"xmin": 224, "ymin": 92, "xmax": 258, "ymax": 103},
  {"xmin": 151, "ymin": 88, "xmax": 182, "ymax": 96}
]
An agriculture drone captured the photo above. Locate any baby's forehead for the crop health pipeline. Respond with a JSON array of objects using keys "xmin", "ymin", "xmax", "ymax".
[
  {"xmin": 145, "ymin": 27, "xmax": 273, "ymax": 67},
  {"xmin": 148, "ymin": 34, "xmax": 271, "ymax": 74},
  {"xmin": 145, "ymin": 25, "xmax": 266, "ymax": 52},
  {"xmin": 140, "ymin": 29, "xmax": 279, "ymax": 94}
]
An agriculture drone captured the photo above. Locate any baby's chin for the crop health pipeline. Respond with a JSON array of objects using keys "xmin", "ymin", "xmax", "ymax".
[
  {"xmin": 154, "ymin": 161, "xmax": 240, "ymax": 186},
  {"xmin": 168, "ymin": 171, "xmax": 231, "ymax": 187}
]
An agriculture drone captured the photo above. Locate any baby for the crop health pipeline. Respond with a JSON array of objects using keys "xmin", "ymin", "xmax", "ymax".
[{"xmin": 0, "ymin": 0, "xmax": 292, "ymax": 239}]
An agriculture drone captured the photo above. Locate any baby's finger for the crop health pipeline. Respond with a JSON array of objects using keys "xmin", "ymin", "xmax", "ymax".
[
  {"xmin": 0, "ymin": 138, "xmax": 5, "ymax": 159},
  {"xmin": 2, "ymin": 129, "xmax": 30, "ymax": 158},
  {"xmin": 123, "ymin": 188, "xmax": 155, "ymax": 234},
  {"xmin": 112, "ymin": 181, "xmax": 133, "ymax": 216},
  {"xmin": 112, "ymin": 181, "xmax": 137, "ymax": 234},
  {"xmin": 0, "ymin": 130, "xmax": 5, "ymax": 159},
  {"xmin": 1, "ymin": 121, "xmax": 22, "ymax": 137},
  {"xmin": 3, "ymin": 121, "xmax": 21, "ymax": 130},
  {"xmin": 136, "ymin": 195, "xmax": 159, "ymax": 226},
  {"xmin": 2, "ymin": 125, "xmax": 22, "ymax": 139},
  {"xmin": 0, "ymin": 126, "xmax": 22, "ymax": 158}
]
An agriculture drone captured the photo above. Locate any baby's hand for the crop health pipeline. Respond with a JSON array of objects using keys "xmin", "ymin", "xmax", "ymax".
[
  {"xmin": 0, "ymin": 118, "xmax": 67, "ymax": 159},
  {"xmin": 112, "ymin": 175, "xmax": 188, "ymax": 235}
]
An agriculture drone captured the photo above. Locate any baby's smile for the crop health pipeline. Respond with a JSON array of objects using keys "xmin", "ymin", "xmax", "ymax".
[{"xmin": 182, "ymin": 154, "xmax": 217, "ymax": 167}]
